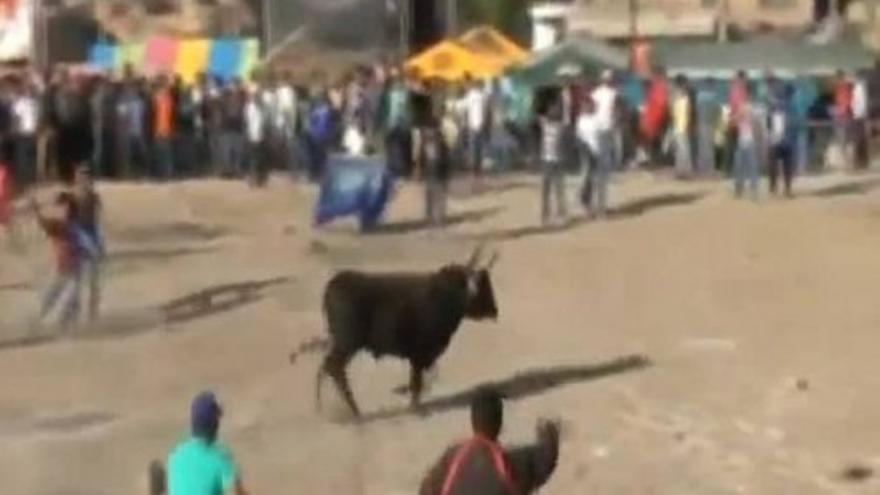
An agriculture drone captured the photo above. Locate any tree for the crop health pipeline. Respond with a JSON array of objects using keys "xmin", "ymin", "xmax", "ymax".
[{"xmin": 457, "ymin": 0, "xmax": 531, "ymax": 43}]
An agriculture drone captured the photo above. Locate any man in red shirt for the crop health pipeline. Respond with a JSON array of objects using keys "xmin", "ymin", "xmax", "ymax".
[
  {"xmin": 420, "ymin": 388, "xmax": 560, "ymax": 495},
  {"xmin": 832, "ymin": 70, "xmax": 854, "ymax": 156},
  {"xmin": 31, "ymin": 192, "xmax": 81, "ymax": 331}
]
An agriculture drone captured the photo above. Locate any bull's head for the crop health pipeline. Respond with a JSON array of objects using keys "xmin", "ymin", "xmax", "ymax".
[{"xmin": 463, "ymin": 245, "xmax": 499, "ymax": 321}]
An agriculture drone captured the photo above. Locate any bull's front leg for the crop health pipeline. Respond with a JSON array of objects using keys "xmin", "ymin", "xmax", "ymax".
[{"xmin": 409, "ymin": 365, "xmax": 426, "ymax": 415}]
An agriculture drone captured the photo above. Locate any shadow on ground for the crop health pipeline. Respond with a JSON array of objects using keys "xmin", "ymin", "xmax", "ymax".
[
  {"xmin": 811, "ymin": 178, "xmax": 880, "ymax": 198},
  {"xmin": 108, "ymin": 245, "xmax": 219, "ymax": 263},
  {"xmin": 610, "ymin": 192, "xmax": 705, "ymax": 219},
  {"xmin": 111, "ymin": 222, "xmax": 228, "ymax": 244},
  {"xmin": 0, "ymin": 276, "xmax": 294, "ymax": 351},
  {"xmin": 367, "ymin": 207, "xmax": 502, "ymax": 235},
  {"xmin": 448, "ymin": 180, "xmax": 534, "ymax": 200},
  {"xmin": 359, "ymin": 354, "xmax": 650, "ymax": 424},
  {"xmin": 477, "ymin": 192, "xmax": 704, "ymax": 241}
]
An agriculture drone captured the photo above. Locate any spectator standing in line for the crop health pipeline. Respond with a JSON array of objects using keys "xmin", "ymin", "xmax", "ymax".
[
  {"xmin": 152, "ymin": 77, "xmax": 176, "ymax": 180},
  {"xmin": 591, "ymin": 70, "xmax": 618, "ymax": 217},
  {"xmin": 220, "ymin": 79, "xmax": 247, "ymax": 178},
  {"xmin": 832, "ymin": 70, "xmax": 853, "ymax": 160},
  {"xmin": 851, "ymin": 72, "xmax": 869, "ymax": 169},
  {"xmin": 117, "ymin": 80, "xmax": 149, "ymax": 179},
  {"xmin": 768, "ymin": 85, "xmax": 798, "ymax": 197},
  {"xmin": 538, "ymin": 103, "xmax": 567, "ymax": 226},
  {"xmin": 695, "ymin": 78, "xmax": 720, "ymax": 175},
  {"xmin": 576, "ymin": 97, "xmax": 601, "ymax": 214},
  {"xmin": 244, "ymin": 87, "xmax": 268, "ymax": 187},
  {"xmin": 734, "ymin": 98, "xmax": 762, "ymax": 201},
  {"xmin": 11, "ymin": 80, "xmax": 38, "ymax": 189},
  {"xmin": 464, "ymin": 77, "xmax": 488, "ymax": 180},
  {"xmin": 671, "ymin": 75, "xmax": 693, "ymax": 177},
  {"xmin": 791, "ymin": 76, "xmax": 817, "ymax": 173}
]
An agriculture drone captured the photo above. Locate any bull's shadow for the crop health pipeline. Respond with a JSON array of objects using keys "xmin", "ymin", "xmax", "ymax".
[{"xmin": 359, "ymin": 354, "xmax": 650, "ymax": 424}]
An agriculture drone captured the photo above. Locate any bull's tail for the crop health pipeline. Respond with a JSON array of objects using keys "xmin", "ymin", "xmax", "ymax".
[{"xmin": 289, "ymin": 336, "xmax": 331, "ymax": 365}]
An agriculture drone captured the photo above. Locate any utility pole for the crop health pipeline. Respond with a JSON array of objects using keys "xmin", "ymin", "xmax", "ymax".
[
  {"xmin": 447, "ymin": 0, "xmax": 457, "ymax": 37},
  {"xmin": 261, "ymin": 0, "xmax": 272, "ymax": 56},
  {"xmin": 628, "ymin": 0, "xmax": 638, "ymax": 68},
  {"xmin": 717, "ymin": 0, "xmax": 729, "ymax": 43}
]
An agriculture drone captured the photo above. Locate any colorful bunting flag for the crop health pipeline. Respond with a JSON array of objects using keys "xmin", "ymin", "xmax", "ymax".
[
  {"xmin": 88, "ymin": 37, "xmax": 259, "ymax": 83},
  {"xmin": 208, "ymin": 38, "xmax": 242, "ymax": 81}
]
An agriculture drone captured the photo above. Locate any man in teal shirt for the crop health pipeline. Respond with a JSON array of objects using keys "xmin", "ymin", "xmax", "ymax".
[{"xmin": 166, "ymin": 391, "xmax": 248, "ymax": 495}]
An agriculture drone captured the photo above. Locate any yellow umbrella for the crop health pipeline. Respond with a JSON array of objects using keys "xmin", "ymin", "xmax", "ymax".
[
  {"xmin": 458, "ymin": 26, "xmax": 529, "ymax": 68},
  {"xmin": 405, "ymin": 39, "xmax": 503, "ymax": 81}
]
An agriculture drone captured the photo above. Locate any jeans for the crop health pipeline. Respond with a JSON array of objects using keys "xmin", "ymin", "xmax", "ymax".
[
  {"xmin": 541, "ymin": 160, "xmax": 567, "ymax": 224},
  {"xmin": 220, "ymin": 131, "xmax": 245, "ymax": 176},
  {"xmin": 466, "ymin": 128, "xmax": 486, "ymax": 175},
  {"xmin": 424, "ymin": 179, "xmax": 447, "ymax": 226},
  {"xmin": 41, "ymin": 269, "xmax": 81, "ymax": 330},
  {"xmin": 696, "ymin": 124, "xmax": 715, "ymax": 174},
  {"xmin": 769, "ymin": 144, "xmax": 794, "ymax": 196},
  {"xmin": 674, "ymin": 131, "xmax": 693, "ymax": 175},
  {"xmin": 120, "ymin": 134, "xmax": 149, "ymax": 179},
  {"xmin": 795, "ymin": 126, "xmax": 809, "ymax": 174},
  {"xmin": 208, "ymin": 130, "xmax": 224, "ymax": 175},
  {"xmin": 13, "ymin": 135, "xmax": 36, "ymax": 189},
  {"xmin": 853, "ymin": 118, "xmax": 869, "ymax": 169},
  {"xmin": 589, "ymin": 131, "xmax": 615, "ymax": 215},
  {"xmin": 152, "ymin": 137, "xmax": 174, "ymax": 180},
  {"xmin": 734, "ymin": 141, "xmax": 760, "ymax": 200},
  {"xmin": 246, "ymin": 139, "xmax": 269, "ymax": 187},
  {"xmin": 385, "ymin": 126, "xmax": 411, "ymax": 177},
  {"xmin": 174, "ymin": 131, "xmax": 197, "ymax": 177}
]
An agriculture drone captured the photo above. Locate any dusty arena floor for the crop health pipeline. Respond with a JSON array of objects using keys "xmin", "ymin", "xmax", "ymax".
[{"xmin": 1, "ymin": 170, "xmax": 880, "ymax": 494}]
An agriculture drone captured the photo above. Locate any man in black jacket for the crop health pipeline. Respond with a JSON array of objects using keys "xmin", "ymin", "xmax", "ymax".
[{"xmin": 420, "ymin": 387, "xmax": 560, "ymax": 495}]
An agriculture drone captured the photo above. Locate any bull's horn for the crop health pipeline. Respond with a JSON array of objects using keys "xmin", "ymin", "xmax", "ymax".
[{"xmin": 466, "ymin": 244, "xmax": 485, "ymax": 269}]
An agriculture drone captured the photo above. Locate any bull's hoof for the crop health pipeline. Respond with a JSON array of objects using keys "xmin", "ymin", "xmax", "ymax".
[{"xmin": 392, "ymin": 384, "xmax": 410, "ymax": 396}]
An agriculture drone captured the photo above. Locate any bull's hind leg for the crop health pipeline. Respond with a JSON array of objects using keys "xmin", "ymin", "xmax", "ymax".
[{"xmin": 321, "ymin": 346, "xmax": 361, "ymax": 418}]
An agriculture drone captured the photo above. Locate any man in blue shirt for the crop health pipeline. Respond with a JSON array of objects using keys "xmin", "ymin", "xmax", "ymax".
[{"xmin": 161, "ymin": 391, "xmax": 248, "ymax": 495}]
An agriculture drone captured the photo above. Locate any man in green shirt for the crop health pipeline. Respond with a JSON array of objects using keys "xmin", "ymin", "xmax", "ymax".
[{"xmin": 163, "ymin": 391, "xmax": 248, "ymax": 495}]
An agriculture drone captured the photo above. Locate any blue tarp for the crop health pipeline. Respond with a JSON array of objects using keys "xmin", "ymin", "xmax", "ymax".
[{"xmin": 314, "ymin": 155, "xmax": 394, "ymax": 230}]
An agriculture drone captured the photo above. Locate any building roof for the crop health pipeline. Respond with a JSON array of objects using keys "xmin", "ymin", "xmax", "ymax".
[
  {"xmin": 568, "ymin": 7, "xmax": 716, "ymax": 39},
  {"xmin": 654, "ymin": 36, "xmax": 876, "ymax": 78}
]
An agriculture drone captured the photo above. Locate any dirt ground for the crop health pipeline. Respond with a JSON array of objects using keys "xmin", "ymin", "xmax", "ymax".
[{"xmin": 1, "ymin": 170, "xmax": 880, "ymax": 495}]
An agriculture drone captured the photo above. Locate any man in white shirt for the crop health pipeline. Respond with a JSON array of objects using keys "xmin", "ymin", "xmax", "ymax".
[
  {"xmin": 12, "ymin": 82, "xmax": 38, "ymax": 188},
  {"xmin": 464, "ymin": 80, "xmax": 488, "ymax": 175},
  {"xmin": 539, "ymin": 103, "xmax": 567, "ymax": 225},
  {"xmin": 576, "ymin": 98, "xmax": 601, "ymax": 214},
  {"xmin": 589, "ymin": 70, "xmax": 618, "ymax": 217},
  {"xmin": 245, "ymin": 89, "xmax": 268, "ymax": 187},
  {"xmin": 851, "ymin": 74, "xmax": 869, "ymax": 169}
]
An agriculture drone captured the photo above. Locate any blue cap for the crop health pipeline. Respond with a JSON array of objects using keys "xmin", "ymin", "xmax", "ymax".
[{"xmin": 191, "ymin": 391, "xmax": 222, "ymax": 440}]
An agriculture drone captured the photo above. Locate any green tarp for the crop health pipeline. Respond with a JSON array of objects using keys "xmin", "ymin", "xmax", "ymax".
[
  {"xmin": 654, "ymin": 36, "xmax": 876, "ymax": 78},
  {"xmin": 510, "ymin": 34, "xmax": 629, "ymax": 87}
]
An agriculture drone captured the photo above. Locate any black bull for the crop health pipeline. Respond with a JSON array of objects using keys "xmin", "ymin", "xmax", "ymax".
[{"xmin": 290, "ymin": 251, "xmax": 499, "ymax": 418}]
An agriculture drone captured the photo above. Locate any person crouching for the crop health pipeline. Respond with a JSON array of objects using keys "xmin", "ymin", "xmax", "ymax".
[{"xmin": 419, "ymin": 387, "xmax": 560, "ymax": 495}]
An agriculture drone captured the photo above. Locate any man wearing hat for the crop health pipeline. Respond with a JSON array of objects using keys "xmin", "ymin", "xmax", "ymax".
[{"xmin": 163, "ymin": 391, "xmax": 248, "ymax": 495}]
